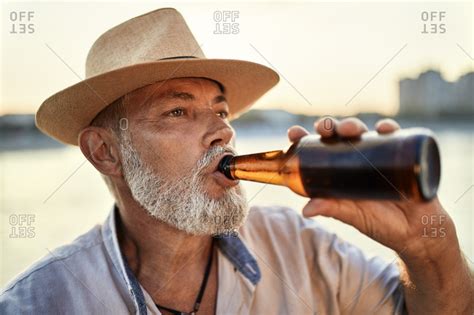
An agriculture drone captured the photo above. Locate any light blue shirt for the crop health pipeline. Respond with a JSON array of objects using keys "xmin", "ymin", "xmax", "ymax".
[{"xmin": 1, "ymin": 204, "xmax": 406, "ymax": 314}]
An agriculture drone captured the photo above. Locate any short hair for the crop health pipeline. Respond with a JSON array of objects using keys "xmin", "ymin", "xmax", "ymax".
[{"xmin": 90, "ymin": 94, "xmax": 128, "ymax": 139}]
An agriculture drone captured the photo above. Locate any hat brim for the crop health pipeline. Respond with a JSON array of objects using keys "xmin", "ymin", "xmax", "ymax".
[{"xmin": 35, "ymin": 58, "xmax": 279, "ymax": 145}]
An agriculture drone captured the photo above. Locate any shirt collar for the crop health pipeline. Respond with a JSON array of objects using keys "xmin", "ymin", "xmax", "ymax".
[
  {"xmin": 101, "ymin": 204, "xmax": 148, "ymax": 314},
  {"xmin": 102, "ymin": 203, "xmax": 261, "ymax": 314}
]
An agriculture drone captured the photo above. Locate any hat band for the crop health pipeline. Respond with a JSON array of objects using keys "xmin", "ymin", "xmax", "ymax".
[{"xmin": 159, "ymin": 56, "xmax": 198, "ymax": 60}]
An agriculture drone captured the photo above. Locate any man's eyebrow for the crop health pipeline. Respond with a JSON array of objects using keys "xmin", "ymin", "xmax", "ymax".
[
  {"xmin": 163, "ymin": 91, "xmax": 195, "ymax": 102},
  {"xmin": 146, "ymin": 91, "xmax": 227, "ymax": 110},
  {"xmin": 212, "ymin": 95, "xmax": 227, "ymax": 105}
]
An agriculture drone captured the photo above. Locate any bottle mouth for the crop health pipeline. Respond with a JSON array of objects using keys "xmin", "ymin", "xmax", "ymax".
[
  {"xmin": 218, "ymin": 155, "xmax": 235, "ymax": 179},
  {"xmin": 417, "ymin": 136, "xmax": 441, "ymax": 200}
]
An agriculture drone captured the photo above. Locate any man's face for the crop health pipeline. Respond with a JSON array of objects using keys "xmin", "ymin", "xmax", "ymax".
[{"xmin": 117, "ymin": 78, "xmax": 249, "ymax": 235}]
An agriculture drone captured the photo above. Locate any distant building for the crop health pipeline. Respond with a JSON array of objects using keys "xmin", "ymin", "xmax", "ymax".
[
  {"xmin": 0, "ymin": 114, "xmax": 37, "ymax": 130},
  {"xmin": 399, "ymin": 70, "xmax": 473, "ymax": 117},
  {"xmin": 0, "ymin": 114, "xmax": 64, "ymax": 150}
]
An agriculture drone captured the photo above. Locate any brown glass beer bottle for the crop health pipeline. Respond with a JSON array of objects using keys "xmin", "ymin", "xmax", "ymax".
[{"xmin": 218, "ymin": 128, "xmax": 441, "ymax": 201}]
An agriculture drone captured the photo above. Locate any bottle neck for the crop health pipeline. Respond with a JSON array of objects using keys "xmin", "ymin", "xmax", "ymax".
[
  {"xmin": 218, "ymin": 143, "xmax": 308, "ymax": 197},
  {"xmin": 226, "ymin": 150, "xmax": 288, "ymax": 186}
]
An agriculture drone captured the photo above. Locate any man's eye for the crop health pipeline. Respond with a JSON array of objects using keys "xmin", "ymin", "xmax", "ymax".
[
  {"xmin": 217, "ymin": 111, "xmax": 229, "ymax": 119},
  {"xmin": 168, "ymin": 108, "xmax": 185, "ymax": 117}
]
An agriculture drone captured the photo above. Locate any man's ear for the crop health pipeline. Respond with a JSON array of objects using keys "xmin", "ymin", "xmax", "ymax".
[{"xmin": 78, "ymin": 127, "xmax": 122, "ymax": 178}]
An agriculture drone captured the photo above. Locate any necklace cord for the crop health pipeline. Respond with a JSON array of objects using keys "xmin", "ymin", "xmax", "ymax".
[{"xmin": 154, "ymin": 239, "xmax": 215, "ymax": 314}]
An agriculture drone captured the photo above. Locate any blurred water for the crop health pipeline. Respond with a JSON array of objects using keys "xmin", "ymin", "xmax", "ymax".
[{"xmin": 1, "ymin": 123, "xmax": 473, "ymax": 286}]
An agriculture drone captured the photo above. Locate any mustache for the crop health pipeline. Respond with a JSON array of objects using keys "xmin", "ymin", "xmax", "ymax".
[{"xmin": 195, "ymin": 145, "xmax": 237, "ymax": 174}]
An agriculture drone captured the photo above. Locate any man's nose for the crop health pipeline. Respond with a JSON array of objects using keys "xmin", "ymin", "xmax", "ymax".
[{"xmin": 202, "ymin": 114, "xmax": 235, "ymax": 149}]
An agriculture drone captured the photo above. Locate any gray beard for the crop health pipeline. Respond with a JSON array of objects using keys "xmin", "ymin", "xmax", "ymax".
[{"xmin": 119, "ymin": 131, "xmax": 249, "ymax": 235}]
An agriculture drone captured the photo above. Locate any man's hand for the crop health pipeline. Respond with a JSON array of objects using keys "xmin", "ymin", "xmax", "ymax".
[
  {"xmin": 287, "ymin": 116, "xmax": 446, "ymax": 255},
  {"xmin": 287, "ymin": 117, "xmax": 473, "ymax": 314}
]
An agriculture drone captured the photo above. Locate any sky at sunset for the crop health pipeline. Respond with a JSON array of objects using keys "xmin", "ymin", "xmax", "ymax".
[{"xmin": 1, "ymin": 0, "xmax": 472, "ymax": 116}]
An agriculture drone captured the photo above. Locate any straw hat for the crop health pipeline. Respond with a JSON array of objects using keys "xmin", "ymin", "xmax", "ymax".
[{"xmin": 35, "ymin": 8, "xmax": 279, "ymax": 145}]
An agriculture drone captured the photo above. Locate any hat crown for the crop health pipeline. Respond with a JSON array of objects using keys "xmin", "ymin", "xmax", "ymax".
[{"xmin": 85, "ymin": 8, "xmax": 205, "ymax": 78}]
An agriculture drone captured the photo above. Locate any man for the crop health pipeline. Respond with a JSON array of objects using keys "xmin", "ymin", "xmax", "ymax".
[{"xmin": 1, "ymin": 7, "xmax": 472, "ymax": 315}]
